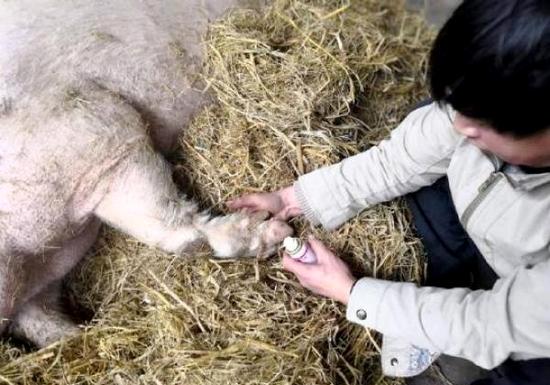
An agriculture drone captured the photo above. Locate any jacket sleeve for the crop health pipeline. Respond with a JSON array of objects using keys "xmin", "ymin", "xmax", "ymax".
[
  {"xmin": 346, "ymin": 259, "xmax": 550, "ymax": 369},
  {"xmin": 294, "ymin": 102, "xmax": 461, "ymax": 229}
]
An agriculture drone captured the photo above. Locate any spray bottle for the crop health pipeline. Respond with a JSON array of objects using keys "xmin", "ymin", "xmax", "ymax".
[{"xmin": 283, "ymin": 236, "xmax": 317, "ymax": 264}]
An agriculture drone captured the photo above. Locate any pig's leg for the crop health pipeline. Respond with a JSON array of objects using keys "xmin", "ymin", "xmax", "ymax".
[
  {"xmin": 0, "ymin": 255, "xmax": 24, "ymax": 337},
  {"xmin": 10, "ymin": 281, "xmax": 79, "ymax": 348},
  {"xmin": 6, "ymin": 219, "xmax": 101, "ymax": 346},
  {"xmin": 23, "ymin": 218, "xmax": 102, "ymax": 304},
  {"xmin": 94, "ymin": 147, "xmax": 292, "ymax": 258}
]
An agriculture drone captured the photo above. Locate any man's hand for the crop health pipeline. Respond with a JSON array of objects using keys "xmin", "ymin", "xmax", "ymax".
[
  {"xmin": 283, "ymin": 237, "xmax": 357, "ymax": 304},
  {"xmin": 227, "ymin": 186, "xmax": 302, "ymax": 220}
]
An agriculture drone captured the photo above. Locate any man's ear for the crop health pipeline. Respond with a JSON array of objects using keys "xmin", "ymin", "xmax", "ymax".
[{"xmin": 454, "ymin": 113, "xmax": 482, "ymax": 138}]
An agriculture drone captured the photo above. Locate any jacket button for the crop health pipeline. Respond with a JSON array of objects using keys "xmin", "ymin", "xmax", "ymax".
[
  {"xmin": 390, "ymin": 357, "xmax": 399, "ymax": 366},
  {"xmin": 356, "ymin": 309, "xmax": 367, "ymax": 320}
]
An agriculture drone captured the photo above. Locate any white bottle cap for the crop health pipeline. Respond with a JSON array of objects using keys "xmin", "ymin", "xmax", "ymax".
[{"xmin": 283, "ymin": 237, "xmax": 302, "ymax": 255}]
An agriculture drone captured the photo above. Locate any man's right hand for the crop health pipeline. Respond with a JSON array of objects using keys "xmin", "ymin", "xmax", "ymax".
[{"xmin": 226, "ymin": 186, "xmax": 303, "ymax": 220}]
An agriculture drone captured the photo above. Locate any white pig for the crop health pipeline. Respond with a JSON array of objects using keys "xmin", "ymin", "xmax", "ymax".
[{"xmin": 0, "ymin": 0, "xmax": 291, "ymax": 348}]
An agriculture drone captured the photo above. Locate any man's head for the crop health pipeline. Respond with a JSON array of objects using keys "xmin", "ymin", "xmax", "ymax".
[{"xmin": 429, "ymin": 0, "xmax": 550, "ymax": 166}]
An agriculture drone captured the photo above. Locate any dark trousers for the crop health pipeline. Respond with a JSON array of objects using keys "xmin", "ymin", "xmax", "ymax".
[{"xmin": 405, "ymin": 177, "xmax": 550, "ymax": 385}]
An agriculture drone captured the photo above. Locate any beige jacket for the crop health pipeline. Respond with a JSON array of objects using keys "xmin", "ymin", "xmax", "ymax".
[{"xmin": 295, "ymin": 102, "xmax": 550, "ymax": 371}]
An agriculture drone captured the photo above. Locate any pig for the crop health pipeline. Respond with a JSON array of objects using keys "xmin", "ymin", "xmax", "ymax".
[{"xmin": 0, "ymin": 0, "xmax": 291, "ymax": 348}]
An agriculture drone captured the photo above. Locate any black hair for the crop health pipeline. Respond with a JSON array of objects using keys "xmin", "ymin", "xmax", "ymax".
[{"xmin": 429, "ymin": 0, "xmax": 550, "ymax": 137}]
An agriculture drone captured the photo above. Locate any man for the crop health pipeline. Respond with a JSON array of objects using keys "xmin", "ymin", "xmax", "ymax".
[{"xmin": 228, "ymin": 0, "xmax": 550, "ymax": 384}]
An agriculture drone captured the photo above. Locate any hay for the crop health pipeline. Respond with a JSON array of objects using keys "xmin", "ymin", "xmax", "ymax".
[{"xmin": 0, "ymin": 1, "xmax": 434, "ymax": 384}]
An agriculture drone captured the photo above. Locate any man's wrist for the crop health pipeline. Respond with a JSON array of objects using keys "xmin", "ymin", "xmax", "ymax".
[
  {"xmin": 349, "ymin": 278, "xmax": 359, "ymax": 294},
  {"xmin": 280, "ymin": 186, "xmax": 303, "ymax": 216},
  {"xmin": 339, "ymin": 276, "xmax": 358, "ymax": 305}
]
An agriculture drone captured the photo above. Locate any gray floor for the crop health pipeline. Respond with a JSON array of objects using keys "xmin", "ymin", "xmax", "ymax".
[
  {"xmin": 406, "ymin": 0, "xmax": 461, "ymax": 27},
  {"xmin": 400, "ymin": 3, "xmax": 490, "ymax": 385}
]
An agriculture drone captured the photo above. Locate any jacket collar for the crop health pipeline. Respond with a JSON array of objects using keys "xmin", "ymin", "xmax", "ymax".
[
  {"xmin": 488, "ymin": 154, "xmax": 550, "ymax": 190},
  {"xmin": 505, "ymin": 168, "xmax": 550, "ymax": 190}
]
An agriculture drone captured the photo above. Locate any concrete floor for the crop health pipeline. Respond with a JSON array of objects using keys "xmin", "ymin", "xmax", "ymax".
[{"xmin": 406, "ymin": 0, "xmax": 461, "ymax": 27}]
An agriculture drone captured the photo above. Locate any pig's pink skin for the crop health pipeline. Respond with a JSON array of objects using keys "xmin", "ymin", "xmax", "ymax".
[{"xmin": 0, "ymin": 0, "xmax": 289, "ymax": 347}]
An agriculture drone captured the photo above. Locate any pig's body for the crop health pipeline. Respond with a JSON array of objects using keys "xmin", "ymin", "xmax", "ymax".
[{"xmin": 0, "ymin": 0, "xmax": 290, "ymax": 347}]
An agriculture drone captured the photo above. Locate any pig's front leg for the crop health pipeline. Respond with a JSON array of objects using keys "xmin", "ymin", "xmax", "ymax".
[{"xmin": 94, "ymin": 148, "xmax": 292, "ymax": 257}]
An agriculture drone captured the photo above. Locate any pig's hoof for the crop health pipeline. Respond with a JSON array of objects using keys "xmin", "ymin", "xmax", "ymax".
[
  {"xmin": 204, "ymin": 211, "xmax": 293, "ymax": 258},
  {"xmin": 10, "ymin": 308, "xmax": 82, "ymax": 348},
  {"xmin": 256, "ymin": 219, "xmax": 294, "ymax": 257},
  {"xmin": 37, "ymin": 322, "xmax": 82, "ymax": 348}
]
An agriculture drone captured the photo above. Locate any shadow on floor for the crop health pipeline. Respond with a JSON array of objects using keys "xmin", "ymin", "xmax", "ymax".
[{"xmin": 406, "ymin": 355, "xmax": 490, "ymax": 385}]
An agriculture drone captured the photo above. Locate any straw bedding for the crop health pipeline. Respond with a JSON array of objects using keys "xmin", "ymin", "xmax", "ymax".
[{"xmin": 0, "ymin": 1, "xmax": 434, "ymax": 384}]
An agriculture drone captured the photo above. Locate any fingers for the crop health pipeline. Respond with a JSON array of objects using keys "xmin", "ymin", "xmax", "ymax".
[
  {"xmin": 305, "ymin": 236, "xmax": 331, "ymax": 262},
  {"xmin": 226, "ymin": 194, "xmax": 264, "ymax": 211},
  {"xmin": 273, "ymin": 207, "xmax": 292, "ymax": 221},
  {"xmin": 282, "ymin": 254, "xmax": 309, "ymax": 276},
  {"xmin": 273, "ymin": 206, "xmax": 301, "ymax": 221}
]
